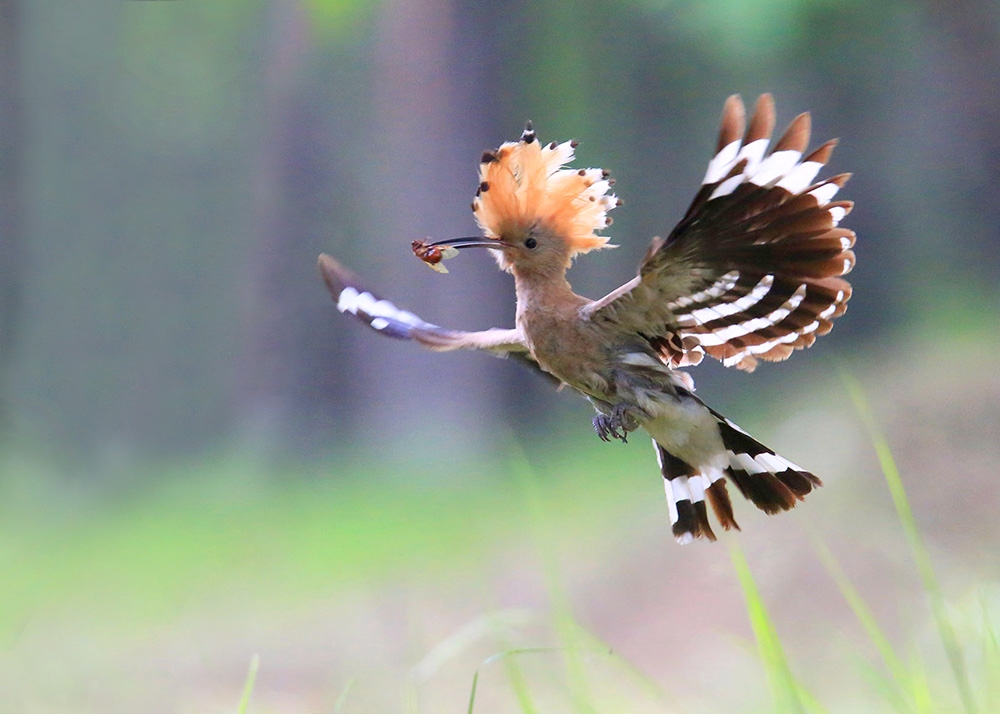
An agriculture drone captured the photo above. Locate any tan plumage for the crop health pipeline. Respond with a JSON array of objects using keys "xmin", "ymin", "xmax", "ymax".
[{"xmin": 320, "ymin": 94, "xmax": 856, "ymax": 543}]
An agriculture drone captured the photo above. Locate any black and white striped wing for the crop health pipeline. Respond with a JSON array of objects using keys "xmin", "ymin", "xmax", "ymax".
[
  {"xmin": 588, "ymin": 94, "xmax": 855, "ymax": 372},
  {"xmin": 318, "ymin": 254, "xmax": 550, "ymax": 375}
]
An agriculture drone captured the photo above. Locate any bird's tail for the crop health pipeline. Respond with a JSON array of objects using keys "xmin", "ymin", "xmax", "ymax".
[
  {"xmin": 655, "ymin": 409, "xmax": 821, "ymax": 544},
  {"xmin": 654, "ymin": 444, "xmax": 732, "ymax": 543}
]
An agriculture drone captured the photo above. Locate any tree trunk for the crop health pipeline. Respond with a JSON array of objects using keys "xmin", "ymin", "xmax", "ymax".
[
  {"xmin": 0, "ymin": 0, "xmax": 23, "ymax": 425},
  {"xmin": 348, "ymin": 0, "xmax": 513, "ymax": 457},
  {"xmin": 238, "ymin": 1, "xmax": 313, "ymax": 455}
]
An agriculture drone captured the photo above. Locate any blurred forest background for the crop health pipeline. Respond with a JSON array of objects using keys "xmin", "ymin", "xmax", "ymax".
[
  {"xmin": 3, "ymin": 0, "xmax": 998, "ymax": 463},
  {"xmin": 1, "ymin": 1, "xmax": 999, "ymax": 713}
]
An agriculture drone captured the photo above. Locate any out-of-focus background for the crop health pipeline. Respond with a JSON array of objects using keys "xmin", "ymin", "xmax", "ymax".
[{"xmin": 1, "ymin": 1, "xmax": 998, "ymax": 712}]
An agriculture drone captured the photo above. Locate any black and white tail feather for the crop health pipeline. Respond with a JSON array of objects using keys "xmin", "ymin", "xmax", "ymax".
[
  {"xmin": 655, "ymin": 396, "xmax": 821, "ymax": 544},
  {"xmin": 320, "ymin": 93, "xmax": 855, "ymax": 545}
]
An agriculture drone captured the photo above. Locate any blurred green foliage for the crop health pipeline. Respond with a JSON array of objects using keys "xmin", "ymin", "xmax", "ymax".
[
  {"xmin": 304, "ymin": 0, "xmax": 379, "ymax": 40},
  {"xmin": 0, "ymin": 436, "xmax": 648, "ymax": 641}
]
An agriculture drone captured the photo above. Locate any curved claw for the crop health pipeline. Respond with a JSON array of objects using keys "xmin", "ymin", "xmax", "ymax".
[
  {"xmin": 592, "ymin": 404, "xmax": 642, "ymax": 444},
  {"xmin": 593, "ymin": 413, "xmax": 620, "ymax": 442}
]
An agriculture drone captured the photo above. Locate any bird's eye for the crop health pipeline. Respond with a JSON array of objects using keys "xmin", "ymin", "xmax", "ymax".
[{"xmin": 524, "ymin": 237, "xmax": 538, "ymax": 250}]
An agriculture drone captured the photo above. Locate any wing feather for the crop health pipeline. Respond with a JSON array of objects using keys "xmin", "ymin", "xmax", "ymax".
[
  {"xmin": 586, "ymin": 94, "xmax": 855, "ymax": 372},
  {"xmin": 319, "ymin": 254, "xmax": 530, "ymax": 355}
]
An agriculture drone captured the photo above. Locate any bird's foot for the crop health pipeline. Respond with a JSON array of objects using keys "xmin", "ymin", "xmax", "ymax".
[{"xmin": 593, "ymin": 404, "xmax": 642, "ymax": 444}]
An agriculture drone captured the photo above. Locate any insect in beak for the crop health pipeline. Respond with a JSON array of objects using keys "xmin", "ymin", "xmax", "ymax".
[{"xmin": 411, "ymin": 237, "xmax": 510, "ymax": 273}]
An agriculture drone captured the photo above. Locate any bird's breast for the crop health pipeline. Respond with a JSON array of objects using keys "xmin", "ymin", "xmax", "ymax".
[{"xmin": 520, "ymin": 311, "xmax": 614, "ymax": 396}]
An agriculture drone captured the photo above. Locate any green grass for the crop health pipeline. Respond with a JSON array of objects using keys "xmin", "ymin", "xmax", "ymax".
[
  {"xmin": 842, "ymin": 372, "xmax": 977, "ymax": 713},
  {"xmin": 4, "ymin": 374, "xmax": 999, "ymax": 713},
  {"xmin": 0, "ymin": 440, "xmax": 651, "ymax": 640},
  {"xmin": 445, "ymin": 372, "xmax": 998, "ymax": 714},
  {"xmin": 730, "ymin": 544, "xmax": 813, "ymax": 714},
  {"xmin": 402, "ymin": 375, "xmax": 998, "ymax": 714},
  {"xmin": 237, "ymin": 653, "xmax": 260, "ymax": 714}
]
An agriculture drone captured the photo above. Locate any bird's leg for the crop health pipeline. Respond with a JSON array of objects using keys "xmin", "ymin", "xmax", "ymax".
[{"xmin": 593, "ymin": 403, "xmax": 644, "ymax": 443}]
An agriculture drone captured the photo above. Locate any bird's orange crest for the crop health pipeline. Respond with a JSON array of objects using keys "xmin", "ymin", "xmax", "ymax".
[{"xmin": 472, "ymin": 123, "xmax": 619, "ymax": 261}]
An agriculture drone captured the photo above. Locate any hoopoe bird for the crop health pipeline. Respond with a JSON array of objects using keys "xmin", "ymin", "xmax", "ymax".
[{"xmin": 319, "ymin": 94, "xmax": 856, "ymax": 543}]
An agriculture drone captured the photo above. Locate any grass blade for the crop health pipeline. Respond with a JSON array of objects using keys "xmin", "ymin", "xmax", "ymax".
[
  {"xmin": 569, "ymin": 624, "xmax": 682, "ymax": 712},
  {"xmin": 505, "ymin": 440, "xmax": 596, "ymax": 714},
  {"xmin": 842, "ymin": 371, "xmax": 977, "ymax": 714},
  {"xmin": 982, "ymin": 600, "xmax": 1000, "ymax": 712},
  {"xmin": 906, "ymin": 648, "xmax": 934, "ymax": 714},
  {"xmin": 465, "ymin": 647, "xmax": 571, "ymax": 714},
  {"xmin": 410, "ymin": 610, "xmax": 533, "ymax": 682},
  {"xmin": 237, "ymin": 653, "xmax": 260, "ymax": 714},
  {"xmin": 730, "ymin": 544, "xmax": 805, "ymax": 714},
  {"xmin": 813, "ymin": 539, "xmax": 920, "ymax": 713},
  {"xmin": 501, "ymin": 643, "xmax": 539, "ymax": 714},
  {"xmin": 333, "ymin": 677, "xmax": 356, "ymax": 713},
  {"xmin": 466, "ymin": 668, "xmax": 481, "ymax": 714},
  {"xmin": 848, "ymin": 652, "xmax": 914, "ymax": 713}
]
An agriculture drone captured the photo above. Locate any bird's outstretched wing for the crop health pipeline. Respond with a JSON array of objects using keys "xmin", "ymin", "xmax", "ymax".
[
  {"xmin": 586, "ymin": 94, "xmax": 855, "ymax": 372},
  {"xmin": 318, "ymin": 254, "xmax": 554, "ymax": 379}
]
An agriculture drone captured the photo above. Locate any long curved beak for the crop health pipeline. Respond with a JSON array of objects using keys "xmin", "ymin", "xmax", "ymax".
[{"xmin": 426, "ymin": 236, "xmax": 510, "ymax": 250}]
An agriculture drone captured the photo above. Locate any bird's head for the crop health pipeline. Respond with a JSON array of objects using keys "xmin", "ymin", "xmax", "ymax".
[{"xmin": 416, "ymin": 123, "xmax": 620, "ymax": 279}]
